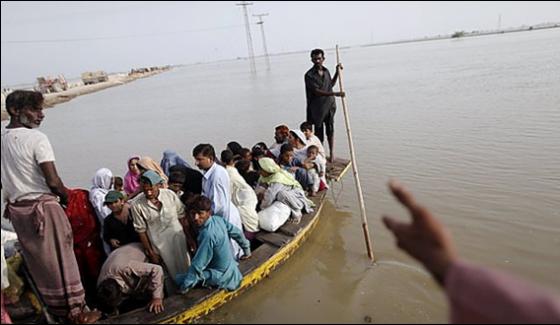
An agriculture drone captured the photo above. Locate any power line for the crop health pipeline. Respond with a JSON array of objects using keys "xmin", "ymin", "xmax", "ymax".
[
  {"xmin": 236, "ymin": 1, "xmax": 256, "ymax": 74},
  {"xmin": 1, "ymin": 24, "xmax": 248, "ymax": 44},
  {"xmin": 254, "ymin": 13, "xmax": 270, "ymax": 71}
]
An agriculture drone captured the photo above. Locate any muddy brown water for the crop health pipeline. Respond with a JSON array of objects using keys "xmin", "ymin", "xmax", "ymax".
[{"xmin": 2, "ymin": 28, "xmax": 559, "ymax": 323}]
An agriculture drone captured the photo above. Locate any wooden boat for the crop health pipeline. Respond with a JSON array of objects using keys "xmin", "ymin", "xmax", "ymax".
[
  {"xmin": 99, "ymin": 158, "xmax": 352, "ymax": 324},
  {"xmin": 5, "ymin": 158, "xmax": 351, "ymax": 324}
]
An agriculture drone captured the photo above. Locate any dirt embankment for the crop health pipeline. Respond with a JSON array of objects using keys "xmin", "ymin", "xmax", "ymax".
[{"xmin": 1, "ymin": 69, "xmax": 168, "ymax": 121}]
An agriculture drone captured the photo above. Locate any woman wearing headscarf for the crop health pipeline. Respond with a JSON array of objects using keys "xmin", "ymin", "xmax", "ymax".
[
  {"xmin": 124, "ymin": 156, "xmax": 141, "ymax": 196},
  {"xmin": 258, "ymin": 158, "xmax": 314, "ymax": 224},
  {"xmin": 160, "ymin": 150, "xmax": 191, "ymax": 177},
  {"xmin": 289, "ymin": 129, "xmax": 310, "ymax": 163},
  {"xmin": 89, "ymin": 167, "xmax": 113, "ymax": 255},
  {"xmin": 137, "ymin": 156, "xmax": 168, "ymax": 187}
]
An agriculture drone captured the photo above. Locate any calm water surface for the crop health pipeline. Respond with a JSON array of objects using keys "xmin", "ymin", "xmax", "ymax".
[{"xmin": 2, "ymin": 28, "xmax": 559, "ymax": 323}]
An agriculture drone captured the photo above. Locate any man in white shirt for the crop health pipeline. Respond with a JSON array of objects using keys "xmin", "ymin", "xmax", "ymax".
[
  {"xmin": 220, "ymin": 149, "xmax": 259, "ymax": 241},
  {"xmin": 131, "ymin": 170, "xmax": 194, "ymax": 292},
  {"xmin": 1, "ymin": 90, "xmax": 99, "ymax": 323},
  {"xmin": 1, "ymin": 96, "xmax": 64, "ymax": 204}
]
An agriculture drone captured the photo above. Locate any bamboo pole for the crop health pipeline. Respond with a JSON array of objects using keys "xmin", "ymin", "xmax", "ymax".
[{"xmin": 335, "ymin": 45, "xmax": 375, "ymax": 262}]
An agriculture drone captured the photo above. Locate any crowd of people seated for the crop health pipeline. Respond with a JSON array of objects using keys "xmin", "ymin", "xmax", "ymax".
[{"xmin": 1, "ymin": 95, "xmax": 325, "ymax": 323}]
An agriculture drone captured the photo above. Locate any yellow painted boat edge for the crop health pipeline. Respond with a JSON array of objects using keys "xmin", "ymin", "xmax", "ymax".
[{"xmin": 161, "ymin": 199, "xmax": 326, "ymax": 324}]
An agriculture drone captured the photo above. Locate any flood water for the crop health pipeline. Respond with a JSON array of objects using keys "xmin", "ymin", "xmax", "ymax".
[{"xmin": 2, "ymin": 28, "xmax": 560, "ymax": 323}]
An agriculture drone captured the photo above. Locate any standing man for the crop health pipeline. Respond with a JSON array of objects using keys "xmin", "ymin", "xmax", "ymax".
[
  {"xmin": 0, "ymin": 90, "xmax": 100, "ymax": 323},
  {"xmin": 304, "ymin": 48, "xmax": 345, "ymax": 162}
]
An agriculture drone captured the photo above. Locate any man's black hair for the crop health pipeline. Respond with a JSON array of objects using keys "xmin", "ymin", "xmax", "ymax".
[
  {"xmin": 280, "ymin": 143, "xmax": 294, "ymax": 155},
  {"xmin": 189, "ymin": 194, "xmax": 212, "ymax": 213},
  {"xmin": 221, "ymin": 149, "xmax": 234, "ymax": 165},
  {"xmin": 192, "ymin": 144, "xmax": 216, "ymax": 160},
  {"xmin": 310, "ymin": 48, "xmax": 324, "ymax": 58},
  {"xmin": 5, "ymin": 90, "xmax": 44, "ymax": 116},
  {"xmin": 227, "ymin": 142, "xmax": 243, "ymax": 156},
  {"xmin": 169, "ymin": 171, "xmax": 186, "ymax": 185},
  {"xmin": 97, "ymin": 278, "xmax": 123, "ymax": 315},
  {"xmin": 300, "ymin": 121, "xmax": 313, "ymax": 132}
]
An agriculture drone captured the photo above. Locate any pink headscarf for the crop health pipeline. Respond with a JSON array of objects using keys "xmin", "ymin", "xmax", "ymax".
[{"xmin": 124, "ymin": 156, "xmax": 140, "ymax": 195}]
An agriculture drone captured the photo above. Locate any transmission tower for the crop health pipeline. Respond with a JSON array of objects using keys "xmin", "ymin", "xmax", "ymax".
[
  {"xmin": 498, "ymin": 14, "xmax": 502, "ymax": 31},
  {"xmin": 236, "ymin": 1, "xmax": 256, "ymax": 74},
  {"xmin": 254, "ymin": 13, "xmax": 270, "ymax": 71}
]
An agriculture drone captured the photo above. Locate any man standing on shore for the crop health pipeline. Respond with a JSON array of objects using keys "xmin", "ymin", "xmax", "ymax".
[{"xmin": 304, "ymin": 48, "xmax": 345, "ymax": 162}]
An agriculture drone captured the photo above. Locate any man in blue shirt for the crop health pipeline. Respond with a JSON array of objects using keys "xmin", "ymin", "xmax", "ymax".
[
  {"xmin": 192, "ymin": 143, "xmax": 245, "ymax": 259},
  {"xmin": 175, "ymin": 195, "xmax": 251, "ymax": 293}
]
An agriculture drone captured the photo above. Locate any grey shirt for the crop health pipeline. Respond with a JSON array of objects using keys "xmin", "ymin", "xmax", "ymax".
[{"xmin": 305, "ymin": 66, "xmax": 337, "ymax": 124}]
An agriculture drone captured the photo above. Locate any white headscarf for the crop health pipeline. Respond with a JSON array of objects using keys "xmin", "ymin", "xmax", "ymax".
[
  {"xmin": 290, "ymin": 129, "xmax": 308, "ymax": 146},
  {"xmin": 89, "ymin": 168, "xmax": 113, "ymax": 223},
  {"xmin": 89, "ymin": 167, "xmax": 114, "ymax": 255}
]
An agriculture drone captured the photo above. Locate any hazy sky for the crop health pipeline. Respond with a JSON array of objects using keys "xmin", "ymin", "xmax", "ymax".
[{"xmin": 2, "ymin": 1, "xmax": 559, "ymax": 85}]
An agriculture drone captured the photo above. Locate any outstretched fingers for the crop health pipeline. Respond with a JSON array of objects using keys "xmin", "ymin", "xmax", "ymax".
[
  {"xmin": 383, "ymin": 214, "xmax": 417, "ymax": 253},
  {"xmin": 384, "ymin": 179, "xmax": 458, "ymax": 285},
  {"xmin": 382, "ymin": 215, "xmax": 414, "ymax": 243},
  {"xmin": 382, "ymin": 215, "xmax": 408, "ymax": 233},
  {"xmin": 389, "ymin": 180, "xmax": 432, "ymax": 223},
  {"xmin": 389, "ymin": 180, "xmax": 416, "ymax": 210}
]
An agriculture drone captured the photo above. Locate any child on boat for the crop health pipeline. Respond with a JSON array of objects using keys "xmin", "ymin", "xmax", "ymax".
[{"xmin": 305, "ymin": 145, "xmax": 327, "ymax": 196}]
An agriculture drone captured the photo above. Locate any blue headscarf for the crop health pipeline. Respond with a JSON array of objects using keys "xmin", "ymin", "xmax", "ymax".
[{"xmin": 160, "ymin": 150, "xmax": 191, "ymax": 176}]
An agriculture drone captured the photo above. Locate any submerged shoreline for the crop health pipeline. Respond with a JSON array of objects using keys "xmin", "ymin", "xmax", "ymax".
[{"xmin": 1, "ymin": 69, "xmax": 170, "ymax": 121}]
